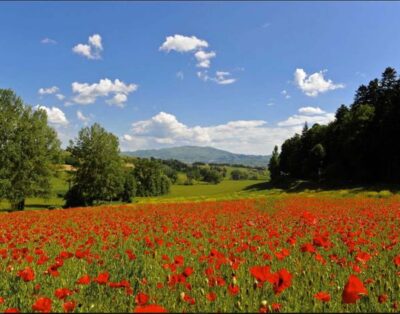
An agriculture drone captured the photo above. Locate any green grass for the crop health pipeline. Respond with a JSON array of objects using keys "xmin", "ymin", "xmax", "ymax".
[
  {"xmin": 169, "ymin": 180, "xmax": 261, "ymax": 197},
  {"xmin": 0, "ymin": 171, "xmax": 70, "ymax": 211},
  {"xmin": 2, "ymin": 167, "xmax": 400, "ymax": 211}
]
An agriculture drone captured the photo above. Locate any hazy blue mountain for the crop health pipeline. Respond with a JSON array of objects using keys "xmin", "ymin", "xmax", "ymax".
[{"xmin": 123, "ymin": 146, "xmax": 270, "ymax": 167}]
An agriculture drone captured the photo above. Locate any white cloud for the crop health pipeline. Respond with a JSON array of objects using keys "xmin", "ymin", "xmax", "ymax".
[
  {"xmin": 72, "ymin": 34, "xmax": 103, "ymax": 60},
  {"xmin": 72, "ymin": 44, "xmax": 92, "ymax": 59},
  {"xmin": 38, "ymin": 86, "xmax": 59, "ymax": 95},
  {"xmin": 160, "ymin": 34, "xmax": 238, "ymax": 83},
  {"xmin": 159, "ymin": 34, "xmax": 208, "ymax": 53},
  {"xmin": 55, "ymin": 94, "xmax": 65, "ymax": 101},
  {"xmin": 281, "ymin": 90, "xmax": 291, "ymax": 99},
  {"xmin": 88, "ymin": 34, "xmax": 102, "ymax": 50},
  {"xmin": 34, "ymin": 105, "xmax": 69, "ymax": 125},
  {"xmin": 197, "ymin": 70, "xmax": 209, "ymax": 82},
  {"xmin": 214, "ymin": 71, "xmax": 236, "ymax": 85},
  {"xmin": 277, "ymin": 108, "xmax": 335, "ymax": 127},
  {"xmin": 71, "ymin": 78, "xmax": 138, "ymax": 107},
  {"xmin": 176, "ymin": 71, "xmax": 184, "ymax": 80},
  {"xmin": 106, "ymin": 93, "xmax": 128, "ymax": 107},
  {"xmin": 197, "ymin": 71, "xmax": 236, "ymax": 85},
  {"xmin": 121, "ymin": 112, "xmax": 304, "ymax": 155},
  {"xmin": 76, "ymin": 110, "xmax": 91, "ymax": 125},
  {"xmin": 298, "ymin": 106, "xmax": 325, "ymax": 115},
  {"xmin": 194, "ymin": 50, "xmax": 216, "ymax": 68},
  {"xmin": 294, "ymin": 68, "xmax": 344, "ymax": 97},
  {"xmin": 41, "ymin": 38, "xmax": 57, "ymax": 44}
]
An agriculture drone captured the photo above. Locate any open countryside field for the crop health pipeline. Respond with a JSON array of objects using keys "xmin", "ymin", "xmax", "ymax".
[
  {"xmin": 0, "ymin": 196, "xmax": 399, "ymax": 312},
  {"xmin": 0, "ymin": 167, "xmax": 269, "ymax": 211}
]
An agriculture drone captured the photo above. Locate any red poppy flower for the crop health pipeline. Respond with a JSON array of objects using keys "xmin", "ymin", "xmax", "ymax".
[
  {"xmin": 55, "ymin": 288, "xmax": 73, "ymax": 300},
  {"xmin": 250, "ymin": 266, "xmax": 275, "ymax": 284},
  {"xmin": 301, "ymin": 243, "xmax": 316, "ymax": 254},
  {"xmin": 94, "ymin": 272, "xmax": 109, "ymax": 285},
  {"xmin": 355, "ymin": 251, "xmax": 371, "ymax": 264},
  {"xmin": 206, "ymin": 292, "xmax": 217, "ymax": 302},
  {"xmin": 314, "ymin": 291, "xmax": 331, "ymax": 302},
  {"xmin": 0, "ymin": 297, "xmax": 4, "ymax": 304},
  {"xmin": 76, "ymin": 275, "xmax": 91, "ymax": 285},
  {"xmin": 272, "ymin": 303, "xmax": 281, "ymax": 312},
  {"xmin": 135, "ymin": 292, "xmax": 149, "ymax": 306},
  {"xmin": 273, "ymin": 269, "xmax": 292, "ymax": 295},
  {"xmin": 174, "ymin": 255, "xmax": 184, "ymax": 266},
  {"xmin": 183, "ymin": 294, "xmax": 196, "ymax": 305},
  {"xmin": 228, "ymin": 284, "xmax": 239, "ymax": 295},
  {"xmin": 133, "ymin": 304, "xmax": 168, "ymax": 313},
  {"xmin": 378, "ymin": 294, "xmax": 388, "ymax": 304},
  {"xmin": 4, "ymin": 308, "xmax": 20, "ymax": 313},
  {"xmin": 183, "ymin": 267, "xmax": 193, "ymax": 277},
  {"xmin": 32, "ymin": 297, "xmax": 52, "ymax": 313},
  {"xmin": 63, "ymin": 301, "xmax": 76, "ymax": 313},
  {"xmin": 342, "ymin": 274, "xmax": 368, "ymax": 304},
  {"xmin": 17, "ymin": 267, "xmax": 35, "ymax": 282},
  {"xmin": 394, "ymin": 255, "xmax": 400, "ymax": 267}
]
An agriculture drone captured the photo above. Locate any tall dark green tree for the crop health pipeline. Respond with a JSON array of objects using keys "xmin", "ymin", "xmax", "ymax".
[
  {"xmin": 0, "ymin": 89, "xmax": 61, "ymax": 210},
  {"xmin": 274, "ymin": 67, "xmax": 400, "ymax": 184},
  {"xmin": 268, "ymin": 146, "xmax": 280, "ymax": 182},
  {"xmin": 65, "ymin": 123, "xmax": 124, "ymax": 207}
]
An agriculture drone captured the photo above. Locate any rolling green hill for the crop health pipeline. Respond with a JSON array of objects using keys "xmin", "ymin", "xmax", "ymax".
[{"xmin": 123, "ymin": 146, "xmax": 270, "ymax": 167}]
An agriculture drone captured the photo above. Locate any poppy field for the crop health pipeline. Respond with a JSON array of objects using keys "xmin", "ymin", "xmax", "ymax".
[{"xmin": 0, "ymin": 196, "xmax": 399, "ymax": 313}]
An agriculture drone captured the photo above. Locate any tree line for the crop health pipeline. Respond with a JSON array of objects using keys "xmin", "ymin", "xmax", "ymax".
[
  {"xmin": 268, "ymin": 67, "xmax": 400, "ymax": 184},
  {"xmin": 0, "ymin": 89, "xmax": 170, "ymax": 210}
]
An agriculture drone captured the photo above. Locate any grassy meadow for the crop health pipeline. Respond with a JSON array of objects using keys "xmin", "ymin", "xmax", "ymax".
[{"xmin": 1, "ymin": 164, "xmax": 400, "ymax": 211}]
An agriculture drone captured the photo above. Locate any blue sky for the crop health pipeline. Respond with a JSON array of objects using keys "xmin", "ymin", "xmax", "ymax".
[{"xmin": 1, "ymin": 2, "xmax": 400, "ymax": 155}]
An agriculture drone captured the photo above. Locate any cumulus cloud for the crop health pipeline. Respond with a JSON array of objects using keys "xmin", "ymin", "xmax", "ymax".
[
  {"xmin": 88, "ymin": 34, "xmax": 102, "ymax": 50},
  {"xmin": 41, "ymin": 38, "xmax": 57, "ymax": 44},
  {"xmin": 278, "ymin": 114, "xmax": 334, "ymax": 127},
  {"xmin": 121, "ymin": 112, "xmax": 306, "ymax": 155},
  {"xmin": 70, "ymin": 78, "xmax": 138, "ymax": 107},
  {"xmin": 72, "ymin": 34, "xmax": 103, "ymax": 60},
  {"xmin": 298, "ymin": 106, "xmax": 325, "ymax": 115},
  {"xmin": 160, "ymin": 34, "xmax": 221, "ymax": 75},
  {"xmin": 194, "ymin": 50, "xmax": 216, "ymax": 68},
  {"xmin": 38, "ymin": 86, "xmax": 59, "ymax": 95},
  {"xmin": 294, "ymin": 68, "xmax": 344, "ymax": 97},
  {"xmin": 278, "ymin": 106, "xmax": 334, "ymax": 127},
  {"xmin": 159, "ymin": 34, "xmax": 208, "ymax": 53},
  {"xmin": 34, "ymin": 105, "xmax": 69, "ymax": 125}
]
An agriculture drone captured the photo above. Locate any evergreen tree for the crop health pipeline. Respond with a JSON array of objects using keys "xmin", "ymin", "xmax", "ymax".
[
  {"xmin": 274, "ymin": 67, "xmax": 400, "ymax": 184},
  {"xmin": 268, "ymin": 146, "xmax": 280, "ymax": 182}
]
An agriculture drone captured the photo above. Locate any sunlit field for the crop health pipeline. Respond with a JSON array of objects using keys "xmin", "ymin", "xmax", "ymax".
[{"xmin": 0, "ymin": 196, "xmax": 399, "ymax": 313}]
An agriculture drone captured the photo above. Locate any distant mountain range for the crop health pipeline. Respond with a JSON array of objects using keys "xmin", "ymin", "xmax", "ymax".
[{"xmin": 123, "ymin": 146, "xmax": 270, "ymax": 167}]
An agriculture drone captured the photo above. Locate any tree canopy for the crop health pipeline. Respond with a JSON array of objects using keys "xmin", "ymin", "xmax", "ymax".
[
  {"xmin": 273, "ymin": 67, "xmax": 400, "ymax": 184},
  {"xmin": 65, "ymin": 123, "xmax": 125, "ymax": 206},
  {"xmin": 0, "ymin": 89, "xmax": 61, "ymax": 210}
]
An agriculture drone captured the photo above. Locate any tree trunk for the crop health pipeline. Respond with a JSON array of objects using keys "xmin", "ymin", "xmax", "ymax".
[
  {"xmin": 17, "ymin": 199, "xmax": 25, "ymax": 210},
  {"xmin": 11, "ymin": 199, "xmax": 25, "ymax": 211}
]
